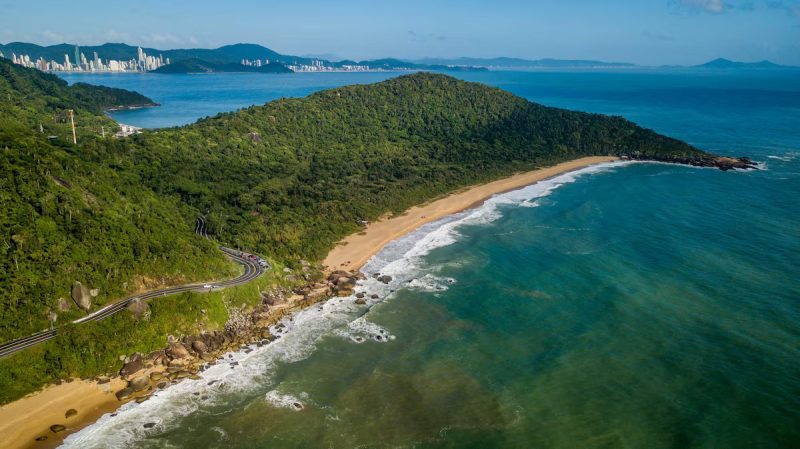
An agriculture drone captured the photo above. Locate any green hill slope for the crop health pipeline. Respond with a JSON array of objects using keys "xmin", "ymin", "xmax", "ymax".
[
  {"xmin": 111, "ymin": 72, "xmax": 734, "ymax": 264},
  {"xmin": 0, "ymin": 59, "xmax": 235, "ymax": 342}
]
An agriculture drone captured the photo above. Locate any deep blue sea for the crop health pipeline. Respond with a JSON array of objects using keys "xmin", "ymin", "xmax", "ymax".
[{"xmin": 59, "ymin": 70, "xmax": 800, "ymax": 448}]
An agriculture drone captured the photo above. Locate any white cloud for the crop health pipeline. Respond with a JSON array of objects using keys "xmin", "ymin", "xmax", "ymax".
[{"xmin": 679, "ymin": 0, "xmax": 727, "ymax": 13}]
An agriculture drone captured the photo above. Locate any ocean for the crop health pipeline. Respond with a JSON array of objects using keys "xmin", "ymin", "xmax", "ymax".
[{"xmin": 58, "ymin": 69, "xmax": 800, "ymax": 448}]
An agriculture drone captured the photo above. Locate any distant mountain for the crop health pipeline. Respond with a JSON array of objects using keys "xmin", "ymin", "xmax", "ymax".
[
  {"xmin": 693, "ymin": 58, "xmax": 793, "ymax": 69},
  {"xmin": 413, "ymin": 57, "xmax": 638, "ymax": 69},
  {"xmin": 0, "ymin": 42, "xmax": 486, "ymax": 72},
  {"xmin": 152, "ymin": 58, "xmax": 292, "ymax": 74}
]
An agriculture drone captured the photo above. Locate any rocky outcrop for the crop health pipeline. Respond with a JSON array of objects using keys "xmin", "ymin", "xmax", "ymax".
[
  {"xmin": 621, "ymin": 153, "xmax": 758, "ymax": 171},
  {"xmin": 70, "ymin": 281, "xmax": 92, "ymax": 311},
  {"xmin": 120, "ymin": 354, "xmax": 144, "ymax": 378},
  {"xmin": 166, "ymin": 342, "xmax": 190, "ymax": 359},
  {"xmin": 56, "ymin": 297, "xmax": 71, "ymax": 311},
  {"xmin": 127, "ymin": 298, "xmax": 150, "ymax": 319}
]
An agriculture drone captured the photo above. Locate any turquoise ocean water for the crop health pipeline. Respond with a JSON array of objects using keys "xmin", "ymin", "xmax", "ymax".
[{"xmin": 59, "ymin": 70, "xmax": 800, "ymax": 448}]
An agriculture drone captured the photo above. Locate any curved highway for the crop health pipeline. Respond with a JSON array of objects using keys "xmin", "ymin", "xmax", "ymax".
[{"xmin": 0, "ymin": 218, "xmax": 269, "ymax": 359}]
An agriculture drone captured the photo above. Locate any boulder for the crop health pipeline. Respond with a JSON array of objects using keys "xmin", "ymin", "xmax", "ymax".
[
  {"xmin": 143, "ymin": 422, "xmax": 157, "ymax": 429},
  {"xmin": 49, "ymin": 424, "xmax": 66, "ymax": 433},
  {"xmin": 355, "ymin": 292, "xmax": 365, "ymax": 299},
  {"xmin": 71, "ymin": 281, "xmax": 92, "ymax": 311},
  {"xmin": 35, "ymin": 436, "xmax": 48, "ymax": 441},
  {"xmin": 119, "ymin": 355, "xmax": 143, "ymax": 377},
  {"xmin": 328, "ymin": 270, "xmax": 351, "ymax": 282},
  {"xmin": 147, "ymin": 350, "xmax": 168, "ymax": 366},
  {"xmin": 377, "ymin": 275, "xmax": 393, "ymax": 284},
  {"xmin": 128, "ymin": 375, "xmax": 150, "ymax": 392},
  {"xmin": 115, "ymin": 387, "xmax": 135, "ymax": 401},
  {"xmin": 336, "ymin": 288, "xmax": 354, "ymax": 297},
  {"xmin": 166, "ymin": 342, "xmax": 190, "ymax": 359},
  {"xmin": 89, "ymin": 288, "xmax": 100, "ymax": 297},
  {"xmin": 65, "ymin": 409, "xmax": 77, "ymax": 418},
  {"xmin": 191, "ymin": 340, "xmax": 208, "ymax": 354},
  {"xmin": 56, "ymin": 297, "xmax": 71, "ymax": 311},
  {"xmin": 127, "ymin": 299, "xmax": 150, "ymax": 319},
  {"xmin": 355, "ymin": 297, "xmax": 367, "ymax": 305}
]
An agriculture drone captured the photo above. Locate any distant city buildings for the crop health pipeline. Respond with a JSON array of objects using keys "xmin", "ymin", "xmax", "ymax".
[
  {"xmin": 287, "ymin": 59, "xmax": 371, "ymax": 72},
  {"xmin": 3, "ymin": 46, "xmax": 168, "ymax": 72}
]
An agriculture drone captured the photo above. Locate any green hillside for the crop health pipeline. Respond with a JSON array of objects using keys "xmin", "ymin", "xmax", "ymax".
[{"xmin": 0, "ymin": 59, "xmax": 236, "ymax": 342}]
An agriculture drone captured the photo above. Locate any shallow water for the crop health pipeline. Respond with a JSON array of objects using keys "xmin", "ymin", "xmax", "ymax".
[{"xmin": 60, "ymin": 69, "xmax": 800, "ymax": 448}]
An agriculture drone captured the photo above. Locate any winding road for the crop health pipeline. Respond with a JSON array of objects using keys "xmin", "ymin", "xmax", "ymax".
[{"xmin": 0, "ymin": 218, "xmax": 269, "ymax": 359}]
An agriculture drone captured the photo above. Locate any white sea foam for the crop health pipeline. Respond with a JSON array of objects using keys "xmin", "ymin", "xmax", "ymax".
[
  {"xmin": 60, "ymin": 160, "xmax": 634, "ymax": 448},
  {"xmin": 264, "ymin": 390, "xmax": 307, "ymax": 411}
]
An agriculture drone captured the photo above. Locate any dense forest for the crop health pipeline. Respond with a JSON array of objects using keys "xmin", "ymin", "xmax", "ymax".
[{"xmin": 0, "ymin": 58, "xmax": 715, "ymax": 402}]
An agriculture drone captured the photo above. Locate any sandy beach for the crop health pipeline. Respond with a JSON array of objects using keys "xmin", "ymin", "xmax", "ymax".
[
  {"xmin": 324, "ymin": 156, "xmax": 618, "ymax": 272},
  {"xmin": 0, "ymin": 378, "xmax": 126, "ymax": 449},
  {"xmin": 0, "ymin": 155, "xmax": 616, "ymax": 449}
]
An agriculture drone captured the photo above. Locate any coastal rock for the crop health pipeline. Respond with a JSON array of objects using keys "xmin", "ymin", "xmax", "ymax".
[
  {"xmin": 49, "ymin": 424, "xmax": 66, "ymax": 433},
  {"xmin": 355, "ymin": 297, "xmax": 367, "ymax": 305},
  {"xmin": 166, "ymin": 342, "xmax": 190, "ymax": 359},
  {"xmin": 621, "ymin": 153, "xmax": 758, "ymax": 171},
  {"xmin": 336, "ymin": 288, "xmax": 354, "ymax": 297},
  {"xmin": 191, "ymin": 340, "xmax": 208, "ymax": 354},
  {"xmin": 70, "ymin": 281, "xmax": 92, "ymax": 311},
  {"xmin": 377, "ymin": 275, "xmax": 393, "ymax": 284},
  {"xmin": 65, "ymin": 409, "xmax": 77, "ymax": 418},
  {"xmin": 129, "ymin": 375, "xmax": 150, "ymax": 392},
  {"xmin": 35, "ymin": 436, "xmax": 48, "ymax": 441},
  {"xmin": 143, "ymin": 422, "xmax": 157, "ymax": 429},
  {"xmin": 355, "ymin": 292, "xmax": 365, "ymax": 299},
  {"xmin": 328, "ymin": 270, "xmax": 351, "ymax": 282},
  {"xmin": 147, "ymin": 349, "xmax": 167, "ymax": 366},
  {"xmin": 120, "ymin": 354, "xmax": 144, "ymax": 377}
]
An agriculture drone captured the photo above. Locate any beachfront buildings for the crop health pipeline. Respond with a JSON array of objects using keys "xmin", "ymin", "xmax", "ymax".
[{"xmin": 1, "ymin": 46, "xmax": 168, "ymax": 73}]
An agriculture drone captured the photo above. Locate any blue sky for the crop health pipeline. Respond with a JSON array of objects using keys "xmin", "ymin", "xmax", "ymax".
[{"xmin": 1, "ymin": 0, "xmax": 799, "ymax": 65}]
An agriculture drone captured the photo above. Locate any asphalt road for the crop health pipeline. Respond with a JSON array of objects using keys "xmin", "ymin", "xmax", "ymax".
[{"xmin": 0, "ymin": 218, "xmax": 268, "ymax": 359}]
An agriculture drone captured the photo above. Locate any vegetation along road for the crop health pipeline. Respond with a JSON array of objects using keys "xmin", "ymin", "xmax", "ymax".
[{"xmin": 0, "ymin": 217, "xmax": 269, "ymax": 359}]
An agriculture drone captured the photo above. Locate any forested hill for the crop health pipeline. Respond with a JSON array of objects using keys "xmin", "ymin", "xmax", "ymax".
[
  {"xmin": 0, "ymin": 58, "xmax": 234, "ymax": 343},
  {"xmin": 112, "ymin": 72, "xmax": 731, "ymax": 266}
]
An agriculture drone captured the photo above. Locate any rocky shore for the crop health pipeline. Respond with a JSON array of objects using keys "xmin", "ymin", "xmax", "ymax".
[
  {"xmin": 622, "ymin": 153, "xmax": 758, "ymax": 171},
  {"xmin": 19, "ymin": 267, "xmax": 374, "ymax": 447}
]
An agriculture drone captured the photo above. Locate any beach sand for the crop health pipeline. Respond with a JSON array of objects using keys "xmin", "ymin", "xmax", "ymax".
[
  {"xmin": 324, "ymin": 156, "xmax": 618, "ymax": 272},
  {"xmin": 1, "ymin": 155, "xmax": 616, "ymax": 449},
  {"xmin": 0, "ymin": 378, "xmax": 127, "ymax": 449}
]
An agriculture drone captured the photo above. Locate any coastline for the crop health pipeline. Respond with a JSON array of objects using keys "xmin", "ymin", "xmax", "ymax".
[
  {"xmin": 1, "ymin": 155, "xmax": 617, "ymax": 449},
  {"xmin": 324, "ymin": 155, "xmax": 619, "ymax": 272}
]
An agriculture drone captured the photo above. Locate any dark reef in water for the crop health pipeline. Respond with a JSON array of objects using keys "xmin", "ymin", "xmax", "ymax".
[{"xmin": 623, "ymin": 154, "xmax": 758, "ymax": 171}]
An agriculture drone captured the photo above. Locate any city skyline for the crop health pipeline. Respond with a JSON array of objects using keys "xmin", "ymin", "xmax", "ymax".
[
  {"xmin": 0, "ymin": 0, "xmax": 798, "ymax": 66},
  {"xmin": 4, "ymin": 45, "xmax": 169, "ymax": 72}
]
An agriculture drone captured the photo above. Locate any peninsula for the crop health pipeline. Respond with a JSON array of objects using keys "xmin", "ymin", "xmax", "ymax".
[{"xmin": 0, "ymin": 58, "xmax": 753, "ymax": 446}]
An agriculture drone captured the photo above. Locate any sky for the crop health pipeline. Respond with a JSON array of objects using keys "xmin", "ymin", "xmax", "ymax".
[{"xmin": 1, "ymin": 0, "xmax": 799, "ymax": 65}]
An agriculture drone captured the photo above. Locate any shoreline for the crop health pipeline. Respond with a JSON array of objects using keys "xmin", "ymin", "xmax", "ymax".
[
  {"xmin": 324, "ymin": 155, "xmax": 619, "ymax": 272},
  {"xmin": 1, "ymin": 155, "xmax": 617, "ymax": 449}
]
